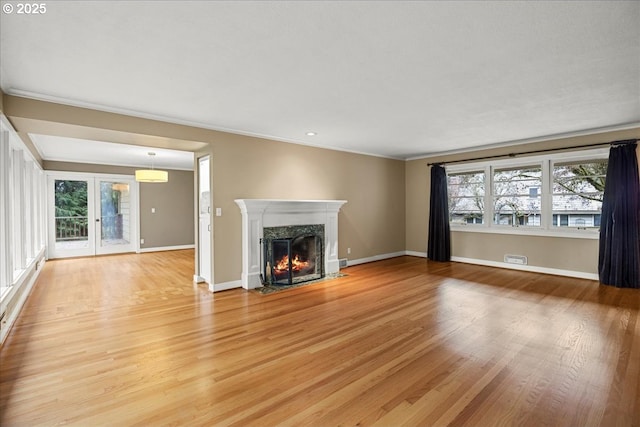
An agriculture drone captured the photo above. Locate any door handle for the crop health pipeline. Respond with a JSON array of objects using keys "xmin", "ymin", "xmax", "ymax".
[{"xmin": 96, "ymin": 219, "xmax": 100, "ymax": 222}]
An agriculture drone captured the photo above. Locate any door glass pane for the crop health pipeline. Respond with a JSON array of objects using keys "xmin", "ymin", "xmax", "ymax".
[
  {"xmin": 54, "ymin": 180, "xmax": 89, "ymax": 250},
  {"xmin": 100, "ymin": 182, "xmax": 130, "ymax": 247}
]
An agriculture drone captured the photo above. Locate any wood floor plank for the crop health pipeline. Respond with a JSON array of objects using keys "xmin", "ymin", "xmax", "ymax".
[{"xmin": 1, "ymin": 251, "xmax": 639, "ymax": 426}]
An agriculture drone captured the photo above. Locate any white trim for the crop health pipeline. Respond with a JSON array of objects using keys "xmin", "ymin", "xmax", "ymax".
[
  {"xmin": 196, "ymin": 155, "xmax": 213, "ymax": 286},
  {"xmin": 451, "ymin": 256, "xmax": 599, "ymax": 281},
  {"xmin": 234, "ymin": 199, "xmax": 348, "ymax": 290},
  {"xmin": 45, "ymin": 170, "xmax": 135, "ymax": 180},
  {"xmin": 450, "ymin": 225, "xmax": 600, "ymax": 240},
  {"xmin": 375, "ymin": 250, "xmax": 598, "ymax": 280},
  {"xmin": 346, "ymin": 251, "xmax": 406, "ymax": 266},
  {"xmin": 138, "ymin": 244, "xmax": 195, "ymax": 253},
  {"xmin": 209, "ymin": 280, "xmax": 241, "ymax": 292},
  {"xmin": 405, "ymin": 250, "xmax": 428, "ymax": 258}
]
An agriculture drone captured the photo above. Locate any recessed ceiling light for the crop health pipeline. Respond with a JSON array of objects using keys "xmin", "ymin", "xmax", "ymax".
[{"xmin": 306, "ymin": 132, "xmax": 317, "ymax": 136}]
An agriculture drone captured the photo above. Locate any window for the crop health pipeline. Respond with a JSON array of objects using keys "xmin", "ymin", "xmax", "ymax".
[
  {"xmin": 0, "ymin": 115, "xmax": 46, "ymax": 303},
  {"xmin": 448, "ymin": 171, "xmax": 485, "ymax": 225},
  {"xmin": 493, "ymin": 166, "xmax": 542, "ymax": 226},
  {"xmin": 445, "ymin": 149, "xmax": 608, "ymax": 237},
  {"xmin": 552, "ymin": 160, "xmax": 606, "ymax": 229}
]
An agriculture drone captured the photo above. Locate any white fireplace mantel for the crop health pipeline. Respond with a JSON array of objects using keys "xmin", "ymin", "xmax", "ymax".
[{"xmin": 235, "ymin": 199, "xmax": 347, "ymax": 289}]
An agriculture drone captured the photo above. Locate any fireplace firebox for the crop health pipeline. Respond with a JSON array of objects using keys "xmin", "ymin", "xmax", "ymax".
[{"xmin": 262, "ymin": 225, "xmax": 324, "ymax": 286}]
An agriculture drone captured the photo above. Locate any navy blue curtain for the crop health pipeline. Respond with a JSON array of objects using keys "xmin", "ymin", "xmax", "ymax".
[
  {"xmin": 598, "ymin": 141, "xmax": 640, "ymax": 288},
  {"xmin": 428, "ymin": 164, "xmax": 451, "ymax": 261}
]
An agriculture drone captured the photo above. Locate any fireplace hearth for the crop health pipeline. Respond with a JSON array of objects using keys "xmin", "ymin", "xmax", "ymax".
[{"xmin": 262, "ymin": 224, "xmax": 324, "ymax": 286}]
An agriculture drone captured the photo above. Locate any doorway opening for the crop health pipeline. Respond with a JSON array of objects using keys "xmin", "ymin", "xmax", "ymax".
[{"xmin": 196, "ymin": 155, "xmax": 212, "ymax": 285}]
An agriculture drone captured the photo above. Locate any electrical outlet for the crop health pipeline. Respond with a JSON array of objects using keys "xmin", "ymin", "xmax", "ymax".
[
  {"xmin": 347, "ymin": 247, "xmax": 351, "ymax": 254},
  {"xmin": 140, "ymin": 238, "xmax": 145, "ymax": 245}
]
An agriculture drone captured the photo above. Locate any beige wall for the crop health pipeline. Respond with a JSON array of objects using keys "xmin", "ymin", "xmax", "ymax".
[
  {"xmin": 44, "ymin": 161, "xmax": 195, "ymax": 250},
  {"xmin": 6, "ymin": 96, "xmax": 406, "ymax": 285},
  {"xmin": 139, "ymin": 170, "xmax": 195, "ymax": 248},
  {"xmin": 207, "ymin": 134, "xmax": 406, "ymax": 282},
  {"xmin": 406, "ymin": 128, "xmax": 640, "ymax": 275},
  {"xmin": 9, "ymin": 94, "xmax": 637, "ymax": 281}
]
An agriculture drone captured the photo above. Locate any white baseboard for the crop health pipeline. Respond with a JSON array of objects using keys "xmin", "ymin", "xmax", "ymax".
[
  {"xmin": 451, "ymin": 256, "xmax": 599, "ymax": 281},
  {"xmin": 398, "ymin": 251, "xmax": 597, "ymax": 280},
  {"xmin": 209, "ymin": 280, "xmax": 242, "ymax": 293},
  {"xmin": 405, "ymin": 250, "xmax": 427, "ymax": 258},
  {"xmin": 138, "ymin": 244, "xmax": 195, "ymax": 253},
  {"xmin": 347, "ymin": 251, "xmax": 407, "ymax": 266},
  {"xmin": 193, "ymin": 275, "xmax": 207, "ymax": 284}
]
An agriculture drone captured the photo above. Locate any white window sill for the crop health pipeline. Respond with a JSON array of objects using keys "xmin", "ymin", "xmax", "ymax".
[{"xmin": 450, "ymin": 225, "xmax": 600, "ymax": 240}]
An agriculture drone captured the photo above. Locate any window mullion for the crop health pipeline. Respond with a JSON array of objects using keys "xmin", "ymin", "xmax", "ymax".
[
  {"xmin": 1, "ymin": 130, "xmax": 12, "ymax": 291},
  {"xmin": 485, "ymin": 165, "xmax": 492, "ymax": 228}
]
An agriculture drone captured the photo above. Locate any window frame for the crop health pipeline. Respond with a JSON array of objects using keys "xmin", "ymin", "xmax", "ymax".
[
  {"xmin": 447, "ymin": 169, "xmax": 486, "ymax": 226},
  {"xmin": 445, "ymin": 148, "xmax": 609, "ymax": 239},
  {"xmin": 1, "ymin": 115, "xmax": 46, "ymax": 306}
]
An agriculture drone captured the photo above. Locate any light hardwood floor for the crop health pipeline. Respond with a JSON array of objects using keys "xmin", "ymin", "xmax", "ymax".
[{"xmin": 1, "ymin": 251, "xmax": 639, "ymax": 426}]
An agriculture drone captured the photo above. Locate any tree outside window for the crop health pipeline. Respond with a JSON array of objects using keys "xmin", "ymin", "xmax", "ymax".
[
  {"xmin": 493, "ymin": 166, "xmax": 542, "ymax": 227},
  {"xmin": 552, "ymin": 160, "xmax": 606, "ymax": 228},
  {"xmin": 445, "ymin": 150, "xmax": 608, "ymax": 232},
  {"xmin": 448, "ymin": 171, "xmax": 484, "ymax": 224}
]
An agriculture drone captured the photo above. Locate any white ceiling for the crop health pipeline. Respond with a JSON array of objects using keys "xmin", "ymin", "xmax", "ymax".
[
  {"xmin": 1, "ymin": 1, "xmax": 639, "ymax": 161},
  {"xmin": 29, "ymin": 134, "xmax": 195, "ymax": 170}
]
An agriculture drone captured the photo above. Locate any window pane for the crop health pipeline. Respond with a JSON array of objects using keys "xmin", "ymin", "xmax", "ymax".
[
  {"xmin": 493, "ymin": 166, "xmax": 542, "ymax": 226},
  {"xmin": 54, "ymin": 180, "xmax": 89, "ymax": 250},
  {"xmin": 100, "ymin": 182, "xmax": 131, "ymax": 246},
  {"xmin": 448, "ymin": 171, "xmax": 484, "ymax": 224},
  {"xmin": 552, "ymin": 160, "xmax": 606, "ymax": 228},
  {"xmin": 493, "ymin": 167, "xmax": 542, "ymax": 196}
]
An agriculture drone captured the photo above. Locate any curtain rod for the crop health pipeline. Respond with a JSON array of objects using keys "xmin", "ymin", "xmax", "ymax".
[{"xmin": 427, "ymin": 138, "xmax": 639, "ymax": 167}]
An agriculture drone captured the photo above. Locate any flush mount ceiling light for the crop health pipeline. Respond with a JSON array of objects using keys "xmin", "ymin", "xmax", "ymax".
[
  {"xmin": 135, "ymin": 152, "xmax": 168, "ymax": 183},
  {"xmin": 305, "ymin": 132, "xmax": 317, "ymax": 136}
]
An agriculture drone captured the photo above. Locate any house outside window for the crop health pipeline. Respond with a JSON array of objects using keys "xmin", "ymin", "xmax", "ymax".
[
  {"xmin": 448, "ymin": 171, "xmax": 484, "ymax": 225},
  {"xmin": 493, "ymin": 166, "xmax": 542, "ymax": 227}
]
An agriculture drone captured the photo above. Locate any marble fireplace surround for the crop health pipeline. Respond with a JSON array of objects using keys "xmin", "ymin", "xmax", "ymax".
[{"xmin": 234, "ymin": 199, "xmax": 348, "ymax": 289}]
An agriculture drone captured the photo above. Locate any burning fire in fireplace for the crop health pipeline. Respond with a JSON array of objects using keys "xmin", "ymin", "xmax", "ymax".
[{"xmin": 274, "ymin": 254, "xmax": 310, "ymax": 273}]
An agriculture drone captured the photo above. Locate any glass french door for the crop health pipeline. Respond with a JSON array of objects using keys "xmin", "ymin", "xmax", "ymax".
[{"xmin": 48, "ymin": 174, "xmax": 137, "ymax": 259}]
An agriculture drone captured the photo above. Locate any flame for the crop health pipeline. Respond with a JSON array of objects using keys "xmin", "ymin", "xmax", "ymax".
[{"xmin": 274, "ymin": 254, "xmax": 310, "ymax": 272}]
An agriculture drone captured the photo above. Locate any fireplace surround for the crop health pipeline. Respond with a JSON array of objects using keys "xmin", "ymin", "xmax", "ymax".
[
  {"xmin": 263, "ymin": 224, "xmax": 324, "ymax": 286},
  {"xmin": 235, "ymin": 199, "xmax": 347, "ymax": 289}
]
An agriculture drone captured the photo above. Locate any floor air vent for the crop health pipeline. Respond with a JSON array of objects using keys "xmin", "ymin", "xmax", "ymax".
[{"xmin": 504, "ymin": 254, "xmax": 528, "ymax": 265}]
